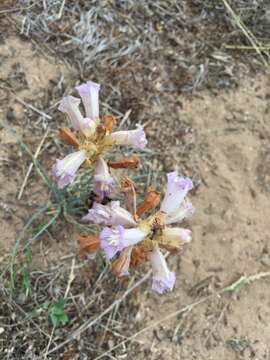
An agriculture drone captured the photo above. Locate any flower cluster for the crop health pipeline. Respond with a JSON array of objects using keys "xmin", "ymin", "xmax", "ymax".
[
  {"xmin": 52, "ymin": 80, "xmax": 147, "ymax": 198},
  {"xmin": 83, "ymin": 171, "xmax": 194, "ymax": 294},
  {"xmin": 53, "ymin": 80, "xmax": 195, "ymax": 295}
]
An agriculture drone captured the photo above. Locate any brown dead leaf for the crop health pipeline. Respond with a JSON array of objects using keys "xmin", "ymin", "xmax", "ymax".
[
  {"xmin": 108, "ymin": 155, "xmax": 140, "ymax": 169},
  {"xmin": 130, "ymin": 246, "xmax": 147, "ymax": 267},
  {"xmin": 136, "ymin": 188, "xmax": 161, "ymax": 217},
  {"xmin": 58, "ymin": 128, "xmax": 80, "ymax": 147},
  {"xmin": 78, "ymin": 234, "xmax": 100, "ymax": 256},
  {"xmin": 104, "ymin": 113, "xmax": 116, "ymax": 132},
  {"xmin": 111, "ymin": 247, "xmax": 132, "ymax": 277},
  {"xmin": 159, "ymin": 243, "xmax": 180, "ymax": 253},
  {"xmin": 120, "ymin": 177, "xmax": 137, "ymax": 217},
  {"xmin": 96, "ymin": 124, "xmax": 107, "ymax": 138}
]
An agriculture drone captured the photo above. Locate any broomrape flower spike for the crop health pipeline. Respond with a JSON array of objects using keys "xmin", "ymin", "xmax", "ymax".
[
  {"xmin": 52, "ymin": 80, "xmax": 147, "ymax": 197},
  {"xmin": 83, "ymin": 171, "xmax": 195, "ymax": 294}
]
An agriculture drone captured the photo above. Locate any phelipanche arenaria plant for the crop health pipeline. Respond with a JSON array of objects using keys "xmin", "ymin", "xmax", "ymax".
[
  {"xmin": 81, "ymin": 172, "xmax": 195, "ymax": 294},
  {"xmin": 52, "ymin": 80, "xmax": 147, "ymax": 198},
  {"xmin": 53, "ymin": 80, "xmax": 195, "ymax": 294}
]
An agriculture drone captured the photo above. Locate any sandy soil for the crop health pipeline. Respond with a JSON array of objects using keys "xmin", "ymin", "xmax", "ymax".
[
  {"xmin": 137, "ymin": 76, "xmax": 270, "ymax": 359},
  {"xmin": 1, "ymin": 34, "xmax": 270, "ymax": 359},
  {"xmin": 0, "ymin": 36, "xmax": 72, "ymax": 254}
]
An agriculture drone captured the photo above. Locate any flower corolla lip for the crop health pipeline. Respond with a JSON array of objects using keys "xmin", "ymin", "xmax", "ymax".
[{"xmin": 160, "ymin": 171, "xmax": 193, "ymax": 217}]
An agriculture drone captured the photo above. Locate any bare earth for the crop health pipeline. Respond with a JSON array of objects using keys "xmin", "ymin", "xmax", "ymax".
[
  {"xmin": 1, "ymin": 31, "xmax": 270, "ymax": 360},
  {"xmin": 140, "ymin": 76, "xmax": 270, "ymax": 359}
]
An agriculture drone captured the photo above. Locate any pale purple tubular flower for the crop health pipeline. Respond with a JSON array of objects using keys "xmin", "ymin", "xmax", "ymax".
[
  {"xmin": 83, "ymin": 201, "xmax": 137, "ymax": 226},
  {"xmin": 93, "ymin": 157, "xmax": 114, "ymax": 198},
  {"xmin": 58, "ymin": 95, "xmax": 96, "ymax": 136},
  {"xmin": 149, "ymin": 247, "xmax": 176, "ymax": 294},
  {"xmin": 58, "ymin": 96, "xmax": 82, "ymax": 130},
  {"xmin": 100, "ymin": 225, "xmax": 125, "ymax": 260},
  {"xmin": 111, "ymin": 124, "xmax": 147, "ymax": 149},
  {"xmin": 163, "ymin": 227, "xmax": 192, "ymax": 244},
  {"xmin": 76, "ymin": 80, "xmax": 100, "ymax": 121},
  {"xmin": 52, "ymin": 149, "xmax": 86, "ymax": 188},
  {"xmin": 100, "ymin": 225, "xmax": 146, "ymax": 260},
  {"xmin": 164, "ymin": 200, "xmax": 195, "ymax": 225},
  {"xmin": 160, "ymin": 171, "xmax": 193, "ymax": 217}
]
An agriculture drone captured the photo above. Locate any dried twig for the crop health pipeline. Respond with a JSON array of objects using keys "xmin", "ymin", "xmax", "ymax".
[
  {"xmin": 15, "ymin": 96, "xmax": 52, "ymax": 120},
  {"xmin": 0, "ymin": 3, "xmax": 36, "ymax": 14}
]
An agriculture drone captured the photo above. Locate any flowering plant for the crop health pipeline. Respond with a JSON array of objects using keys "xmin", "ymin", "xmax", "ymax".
[
  {"xmin": 52, "ymin": 80, "xmax": 195, "ymax": 295},
  {"xmin": 81, "ymin": 172, "xmax": 194, "ymax": 294},
  {"xmin": 52, "ymin": 80, "xmax": 147, "ymax": 198}
]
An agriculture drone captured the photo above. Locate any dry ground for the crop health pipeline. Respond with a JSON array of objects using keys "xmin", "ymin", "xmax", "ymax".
[{"xmin": 1, "ymin": 1, "xmax": 270, "ymax": 359}]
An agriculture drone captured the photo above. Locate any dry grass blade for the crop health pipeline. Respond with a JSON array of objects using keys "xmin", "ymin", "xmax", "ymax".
[
  {"xmin": 18, "ymin": 127, "xmax": 50, "ymax": 200},
  {"xmin": 221, "ymin": 0, "xmax": 269, "ymax": 67},
  {"xmin": 225, "ymin": 45, "xmax": 270, "ymax": 51},
  {"xmin": 15, "ymin": 96, "xmax": 52, "ymax": 119},
  {"xmin": 0, "ymin": 3, "xmax": 36, "ymax": 14}
]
